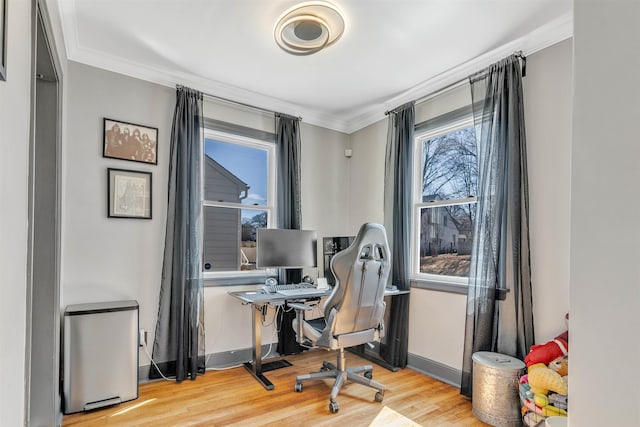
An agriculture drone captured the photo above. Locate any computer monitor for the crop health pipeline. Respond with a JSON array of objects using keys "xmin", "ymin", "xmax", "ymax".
[{"xmin": 256, "ymin": 228, "xmax": 318, "ymax": 269}]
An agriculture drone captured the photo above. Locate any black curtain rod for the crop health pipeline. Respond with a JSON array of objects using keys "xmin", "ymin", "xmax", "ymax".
[
  {"xmin": 385, "ymin": 51, "xmax": 526, "ymax": 116},
  {"xmin": 178, "ymin": 85, "xmax": 302, "ymax": 121}
]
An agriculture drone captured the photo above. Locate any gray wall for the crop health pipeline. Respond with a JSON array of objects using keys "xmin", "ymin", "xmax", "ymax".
[
  {"xmin": 62, "ymin": 61, "xmax": 174, "ymax": 361},
  {"xmin": 61, "ymin": 62, "xmax": 351, "ymax": 361},
  {"xmin": 570, "ymin": 1, "xmax": 640, "ymax": 425},
  {"xmin": 0, "ymin": 1, "xmax": 33, "ymax": 425},
  {"xmin": 522, "ymin": 40, "xmax": 573, "ymax": 343},
  {"xmin": 62, "ymin": 40, "xmax": 574, "ymax": 374},
  {"xmin": 347, "ymin": 39, "xmax": 573, "ymax": 371}
]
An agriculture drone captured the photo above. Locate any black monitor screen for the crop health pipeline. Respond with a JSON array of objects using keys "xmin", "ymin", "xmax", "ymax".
[{"xmin": 256, "ymin": 229, "xmax": 318, "ymax": 269}]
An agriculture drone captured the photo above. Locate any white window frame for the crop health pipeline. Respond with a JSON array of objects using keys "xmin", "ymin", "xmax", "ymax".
[
  {"xmin": 411, "ymin": 115, "xmax": 477, "ymax": 286},
  {"xmin": 202, "ymin": 128, "xmax": 277, "ymax": 280}
]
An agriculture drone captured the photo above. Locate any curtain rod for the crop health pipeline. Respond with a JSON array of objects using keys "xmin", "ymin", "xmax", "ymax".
[
  {"xmin": 385, "ymin": 51, "xmax": 526, "ymax": 116},
  {"xmin": 384, "ymin": 78, "xmax": 465, "ymax": 116},
  {"xmin": 180, "ymin": 85, "xmax": 302, "ymax": 121}
]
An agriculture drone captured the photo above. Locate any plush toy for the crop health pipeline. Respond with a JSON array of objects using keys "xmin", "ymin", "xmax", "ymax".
[
  {"xmin": 527, "ymin": 363, "xmax": 568, "ymax": 395},
  {"xmin": 549, "ymin": 355, "xmax": 568, "ymax": 377},
  {"xmin": 549, "ymin": 393, "xmax": 568, "ymax": 410},
  {"xmin": 524, "ymin": 337, "xmax": 568, "ymax": 367}
]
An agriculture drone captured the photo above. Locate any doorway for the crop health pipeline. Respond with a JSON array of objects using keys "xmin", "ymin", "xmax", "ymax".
[{"xmin": 27, "ymin": 4, "xmax": 62, "ymax": 425}]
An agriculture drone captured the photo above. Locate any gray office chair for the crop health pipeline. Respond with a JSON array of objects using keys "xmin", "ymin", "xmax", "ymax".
[{"xmin": 290, "ymin": 223, "xmax": 390, "ymax": 413}]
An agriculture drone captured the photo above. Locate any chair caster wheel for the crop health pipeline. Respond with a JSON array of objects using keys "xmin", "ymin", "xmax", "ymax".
[
  {"xmin": 329, "ymin": 401, "xmax": 339, "ymax": 413},
  {"xmin": 364, "ymin": 370, "xmax": 373, "ymax": 379},
  {"xmin": 294, "ymin": 382, "xmax": 303, "ymax": 392},
  {"xmin": 375, "ymin": 391, "xmax": 384, "ymax": 402}
]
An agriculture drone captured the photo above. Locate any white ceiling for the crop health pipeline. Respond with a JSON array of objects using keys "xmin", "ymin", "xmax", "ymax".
[{"xmin": 50, "ymin": 0, "xmax": 572, "ymax": 133}]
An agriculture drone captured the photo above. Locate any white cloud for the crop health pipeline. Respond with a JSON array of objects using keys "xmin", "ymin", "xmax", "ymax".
[{"xmin": 246, "ymin": 193, "xmax": 266, "ymax": 202}]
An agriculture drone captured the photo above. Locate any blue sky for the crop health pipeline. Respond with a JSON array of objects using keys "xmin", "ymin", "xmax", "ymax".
[{"xmin": 204, "ymin": 137, "xmax": 268, "ymax": 208}]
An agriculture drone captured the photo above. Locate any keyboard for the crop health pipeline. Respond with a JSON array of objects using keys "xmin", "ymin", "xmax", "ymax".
[
  {"xmin": 277, "ymin": 287, "xmax": 329, "ymax": 297},
  {"xmin": 262, "ymin": 283, "xmax": 315, "ymax": 294}
]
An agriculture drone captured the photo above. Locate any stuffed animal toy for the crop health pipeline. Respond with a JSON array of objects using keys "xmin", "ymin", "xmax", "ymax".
[
  {"xmin": 524, "ymin": 337, "xmax": 568, "ymax": 367},
  {"xmin": 549, "ymin": 355, "xmax": 568, "ymax": 377},
  {"xmin": 527, "ymin": 363, "xmax": 568, "ymax": 395}
]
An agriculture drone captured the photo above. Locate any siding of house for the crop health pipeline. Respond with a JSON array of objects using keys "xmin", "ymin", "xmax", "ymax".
[
  {"xmin": 202, "ymin": 155, "xmax": 249, "ymax": 271},
  {"xmin": 202, "ymin": 207, "xmax": 242, "ymax": 271}
]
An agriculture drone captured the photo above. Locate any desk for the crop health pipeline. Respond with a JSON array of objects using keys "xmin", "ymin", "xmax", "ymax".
[{"xmin": 228, "ymin": 287, "xmax": 405, "ymax": 390}]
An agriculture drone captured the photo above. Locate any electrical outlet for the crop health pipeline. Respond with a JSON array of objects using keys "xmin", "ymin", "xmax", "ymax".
[{"xmin": 139, "ymin": 328, "xmax": 147, "ymax": 347}]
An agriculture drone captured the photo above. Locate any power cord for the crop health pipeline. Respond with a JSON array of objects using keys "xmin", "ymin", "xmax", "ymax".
[
  {"xmin": 261, "ymin": 304, "xmax": 281, "ymax": 360},
  {"xmin": 151, "ymin": 304, "xmax": 285, "ymax": 374},
  {"xmin": 144, "ymin": 339, "xmax": 245, "ymax": 375},
  {"xmin": 141, "ymin": 341, "xmax": 175, "ymax": 382}
]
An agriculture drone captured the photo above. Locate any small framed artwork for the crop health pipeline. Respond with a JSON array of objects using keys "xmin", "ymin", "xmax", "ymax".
[
  {"xmin": 103, "ymin": 118, "xmax": 158, "ymax": 165},
  {"xmin": 108, "ymin": 168, "xmax": 152, "ymax": 219},
  {"xmin": 0, "ymin": 0, "xmax": 6, "ymax": 81}
]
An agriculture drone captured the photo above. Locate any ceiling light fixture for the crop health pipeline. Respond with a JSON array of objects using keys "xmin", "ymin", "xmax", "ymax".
[{"xmin": 274, "ymin": 1, "xmax": 345, "ymax": 55}]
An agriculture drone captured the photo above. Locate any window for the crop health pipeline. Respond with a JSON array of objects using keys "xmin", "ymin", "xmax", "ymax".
[
  {"xmin": 202, "ymin": 129, "xmax": 275, "ymax": 277},
  {"xmin": 412, "ymin": 116, "xmax": 477, "ymax": 285}
]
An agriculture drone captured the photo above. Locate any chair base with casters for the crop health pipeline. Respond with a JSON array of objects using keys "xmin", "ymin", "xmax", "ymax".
[
  {"xmin": 294, "ymin": 347, "xmax": 385, "ymax": 414},
  {"xmin": 289, "ymin": 300, "xmax": 386, "ymax": 414}
]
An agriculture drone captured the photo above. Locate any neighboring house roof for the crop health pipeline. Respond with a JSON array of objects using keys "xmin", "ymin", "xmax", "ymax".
[{"xmin": 204, "ymin": 154, "xmax": 250, "ymax": 201}]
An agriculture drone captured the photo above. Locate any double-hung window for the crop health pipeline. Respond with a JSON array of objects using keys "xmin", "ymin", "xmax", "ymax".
[
  {"xmin": 202, "ymin": 128, "xmax": 276, "ymax": 279},
  {"xmin": 412, "ymin": 108, "xmax": 478, "ymax": 287}
]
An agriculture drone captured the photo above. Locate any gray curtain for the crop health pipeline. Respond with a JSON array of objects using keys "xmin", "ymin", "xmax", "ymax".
[
  {"xmin": 381, "ymin": 102, "xmax": 414, "ymax": 368},
  {"xmin": 151, "ymin": 86, "xmax": 205, "ymax": 382},
  {"xmin": 460, "ymin": 54, "xmax": 534, "ymax": 397},
  {"xmin": 275, "ymin": 113, "xmax": 302, "ymax": 232},
  {"xmin": 275, "ymin": 113, "xmax": 304, "ymax": 355}
]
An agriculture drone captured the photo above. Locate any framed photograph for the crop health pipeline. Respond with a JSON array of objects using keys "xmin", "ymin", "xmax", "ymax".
[
  {"xmin": 0, "ymin": 0, "xmax": 6, "ymax": 81},
  {"xmin": 103, "ymin": 118, "xmax": 158, "ymax": 165},
  {"xmin": 108, "ymin": 168, "xmax": 152, "ymax": 219}
]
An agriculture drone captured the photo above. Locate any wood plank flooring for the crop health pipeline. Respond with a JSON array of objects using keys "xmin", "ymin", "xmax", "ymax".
[{"xmin": 63, "ymin": 350, "xmax": 489, "ymax": 426}]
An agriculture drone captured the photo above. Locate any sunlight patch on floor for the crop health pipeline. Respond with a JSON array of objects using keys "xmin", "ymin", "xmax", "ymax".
[
  {"xmin": 111, "ymin": 398, "xmax": 157, "ymax": 417},
  {"xmin": 369, "ymin": 405, "xmax": 422, "ymax": 427}
]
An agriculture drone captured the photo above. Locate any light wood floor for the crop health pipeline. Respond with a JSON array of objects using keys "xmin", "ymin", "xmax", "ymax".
[{"xmin": 63, "ymin": 350, "xmax": 488, "ymax": 426}]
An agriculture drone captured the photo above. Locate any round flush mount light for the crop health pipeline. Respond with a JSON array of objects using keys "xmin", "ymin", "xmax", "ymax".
[{"xmin": 274, "ymin": 2, "xmax": 345, "ymax": 55}]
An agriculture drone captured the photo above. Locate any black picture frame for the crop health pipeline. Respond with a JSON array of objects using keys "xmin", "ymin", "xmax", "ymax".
[
  {"xmin": 103, "ymin": 118, "xmax": 158, "ymax": 165},
  {"xmin": 108, "ymin": 168, "xmax": 152, "ymax": 219},
  {"xmin": 0, "ymin": 0, "xmax": 6, "ymax": 81}
]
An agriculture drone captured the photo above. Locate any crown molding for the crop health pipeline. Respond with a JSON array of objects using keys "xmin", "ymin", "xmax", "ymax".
[{"xmin": 57, "ymin": 4, "xmax": 572, "ymax": 135}]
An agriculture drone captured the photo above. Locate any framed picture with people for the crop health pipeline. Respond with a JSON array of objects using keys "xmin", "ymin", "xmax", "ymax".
[{"xmin": 103, "ymin": 118, "xmax": 158, "ymax": 165}]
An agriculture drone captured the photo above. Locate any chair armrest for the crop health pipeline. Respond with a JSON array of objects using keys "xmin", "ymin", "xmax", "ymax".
[
  {"xmin": 288, "ymin": 302, "xmax": 315, "ymax": 345},
  {"xmin": 287, "ymin": 302, "xmax": 314, "ymax": 311}
]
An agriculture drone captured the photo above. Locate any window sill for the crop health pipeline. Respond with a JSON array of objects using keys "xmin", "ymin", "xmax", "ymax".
[
  {"xmin": 410, "ymin": 278, "xmax": 468, "ymax": 295},
  {"xmin": 410, "ymin": 279, "xmax": 510, "ymax": 300}
]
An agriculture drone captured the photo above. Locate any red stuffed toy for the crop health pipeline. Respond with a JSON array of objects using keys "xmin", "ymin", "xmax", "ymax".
[{"xmin": 524, "ymin": 335, "xmax": 568, "ymax": 367}]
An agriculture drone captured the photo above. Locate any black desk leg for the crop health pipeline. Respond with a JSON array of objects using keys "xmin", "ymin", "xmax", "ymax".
[{"xmin": 243, "ymin": 362, "xmax": 274, "ymax": 390}]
